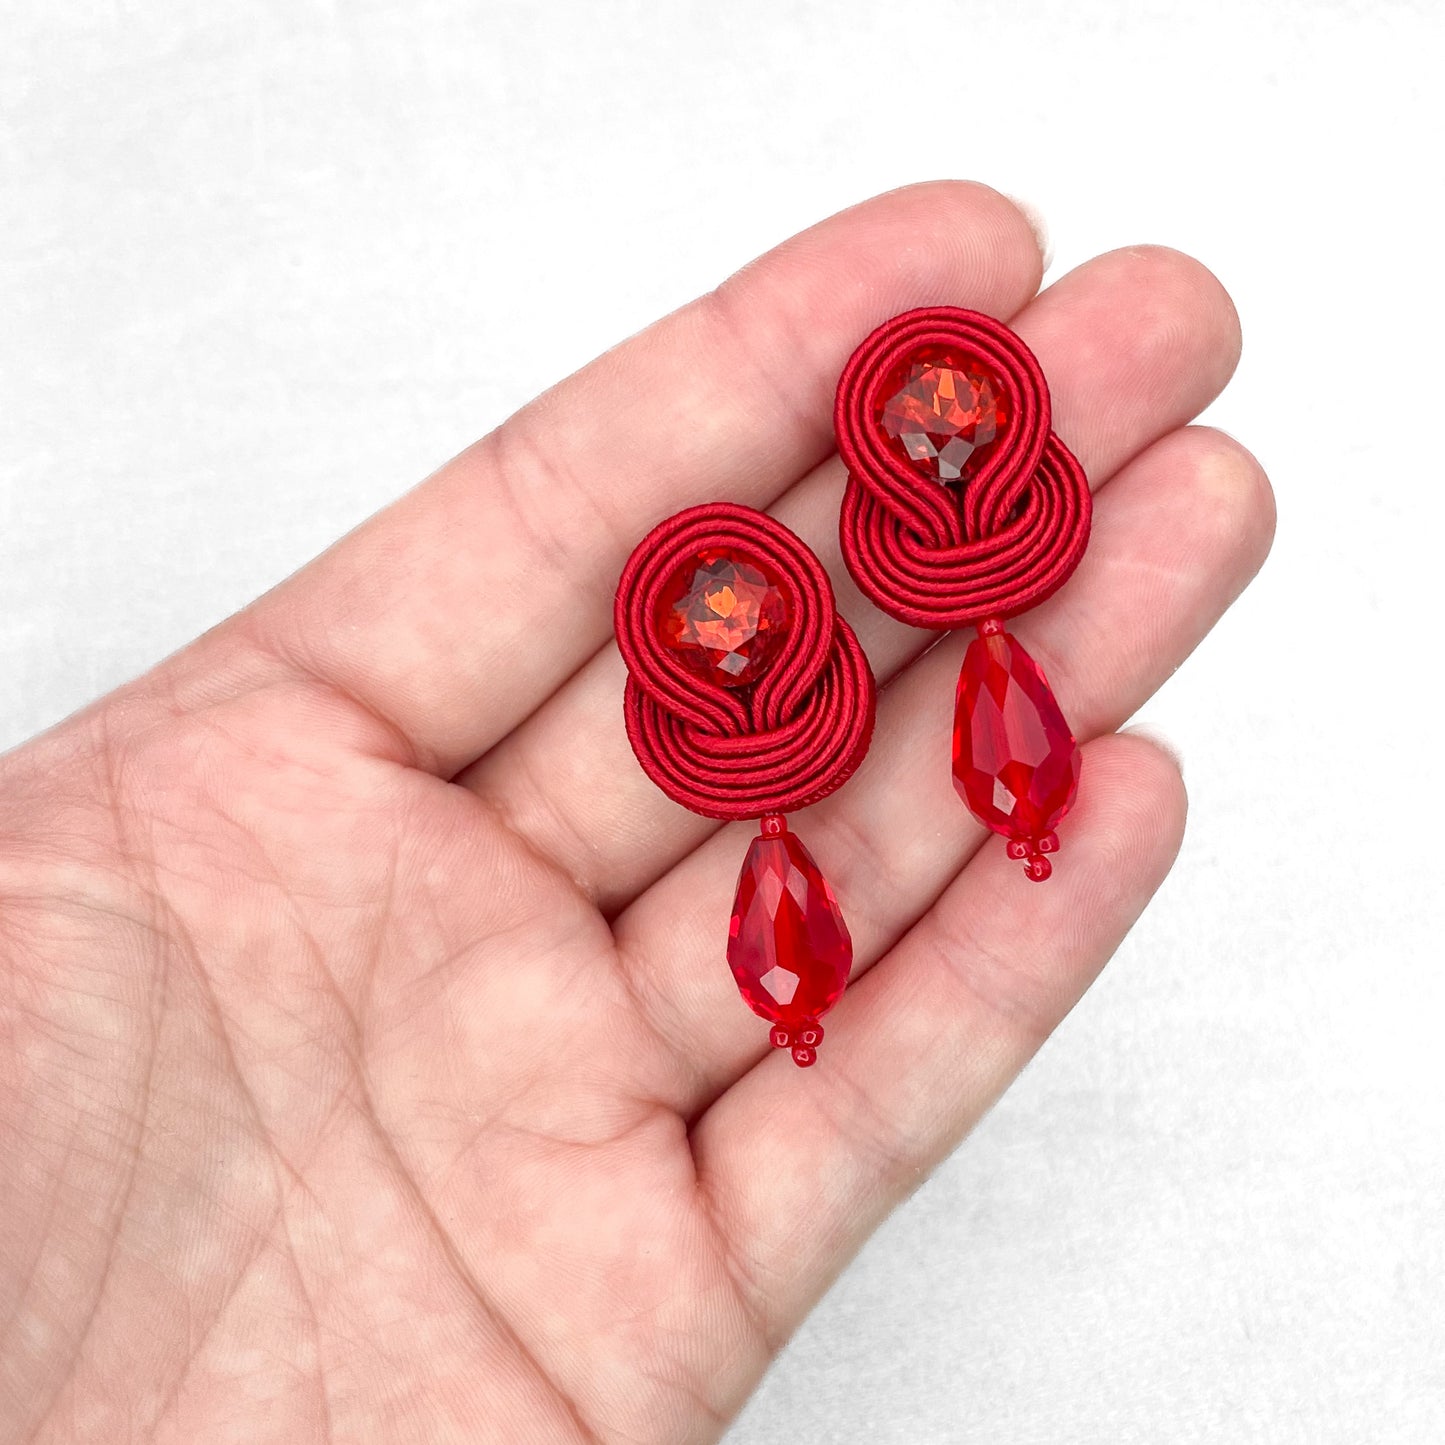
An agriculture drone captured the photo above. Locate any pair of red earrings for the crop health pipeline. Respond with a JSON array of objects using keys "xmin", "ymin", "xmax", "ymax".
[{"xmin": 615, "ymin": 307, "xmax": 1092, "ymax": 1066}]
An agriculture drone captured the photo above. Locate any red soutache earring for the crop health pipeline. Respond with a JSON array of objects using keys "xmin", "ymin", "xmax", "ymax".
[
  {"xmin": 615, "ymin": 503, "xmax": 876, "ymax": 1066},
  {"xmin": 836, "ymin": 306, "xmax": 1091, "ymax": 881}
]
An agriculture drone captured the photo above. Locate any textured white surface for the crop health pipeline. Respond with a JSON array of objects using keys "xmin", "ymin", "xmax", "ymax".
[{"xmin": 3, "ymin": 2, "xmax": 1443, "ymax": 1441}]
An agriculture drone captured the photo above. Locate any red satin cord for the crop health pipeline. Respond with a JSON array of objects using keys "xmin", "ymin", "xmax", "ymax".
[
  {"xmin": 835, "ymin": 306, "xmax": 1091, "ymax": 629},
  {"xmin": 615, "ymin": 503, "xmax": 876, "ymax": 821}
]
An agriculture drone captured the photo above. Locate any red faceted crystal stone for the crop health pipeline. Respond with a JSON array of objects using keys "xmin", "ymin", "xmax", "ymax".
[
  {"xmin": 658, "ymin": 548, "xmax": 789, "ymax": 687},
  {"xmin": 727, "ymin": 819, "xmax": 851, "ymax": 1057},
  {"xmin": 876, "ymin": 348, "xmax": 1009, "ymax": 484},
  {"xmin": 952, "ymin": 629, "xmax": 1080, "ymax": 847}
]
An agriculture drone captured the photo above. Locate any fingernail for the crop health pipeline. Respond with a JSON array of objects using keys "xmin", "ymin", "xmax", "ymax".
[
  {"xmin": 1004, "ymin": 193, "xmax": 1052, "ymax": 271},
  {"xmin": 1121, "ymin": 723, "xmax": 1184, "ymax": 778}
]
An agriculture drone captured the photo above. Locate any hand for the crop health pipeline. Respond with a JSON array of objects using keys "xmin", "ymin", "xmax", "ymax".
[{"xmin": 0, "ymin": 183, "xmax": 1272, "ymax": 1444}]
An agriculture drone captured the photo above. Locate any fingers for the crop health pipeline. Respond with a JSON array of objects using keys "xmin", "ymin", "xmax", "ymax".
[
  {"xmin": 232, "ymin": 183, "xmax": 1044, "ymax": 775},
  {"xmin": 613, "ymin": 423, "xmax": 1273, "ymax": 1104},
  {"xmin": 461, "ymin": 245, "xmax": 1243, "ymax": 907},
  {"xmin": 690, "ymin": 733, "xmax": 1187, "ymax": 1343}
]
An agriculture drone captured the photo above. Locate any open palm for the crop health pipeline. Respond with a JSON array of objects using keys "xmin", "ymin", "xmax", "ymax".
[{"xmin": 0, "ymin": 184, "xmax": 1272, "ymax": 1444}]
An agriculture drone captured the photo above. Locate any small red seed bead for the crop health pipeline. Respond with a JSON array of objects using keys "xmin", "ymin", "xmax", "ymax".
[
  {"xmin": 791, "ymin": 1046, "xmax": 817, "ymax": 1068},
  {"xmin": 797, "ymin": 1023, "xmax": 823, "ymax": 1047},
  {"xmin": 760, "ymin": 813, "xmax": 788, "ymax": 837},
  {"xmin": 1025, "ymin": 855, "xmax": 1053, "ymax": 882},
  {"xmin": 1006, "ymin": 838, "xmax": 1030, "ymax": 860},
  {"xmin": 770, "ymin": 1025, "xmax": 791, "ymax": 1048},
  {"xmin": 1037, "ymin": 831, "xmax": 1060, "ymax": 854},
  {"xmin": 977, "ymin": 617, "xmax": 1006, "ymax": 638}
]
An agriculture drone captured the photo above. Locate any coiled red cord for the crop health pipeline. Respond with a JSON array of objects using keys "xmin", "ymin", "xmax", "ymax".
[
  {"xmin": 836, "ymin": 306, "xmax": 1091, "ymax": 628},
  {"xmin": 615, "ymin": 503, "xmax": 876, "ymax": 821}
]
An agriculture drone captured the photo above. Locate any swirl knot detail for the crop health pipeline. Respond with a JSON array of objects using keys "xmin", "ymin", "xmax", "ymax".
[
  {"xmin": 836, "ymin": 306, "xmax": 1091, "ymax": 629},
  {"xmin": 615, "ymin": 503, "xmax": 876, "ymax": 821}
]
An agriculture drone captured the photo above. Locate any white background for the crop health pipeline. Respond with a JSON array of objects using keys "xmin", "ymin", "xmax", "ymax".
[{"xmin": 3, "ymin": 2, "xmax": 1443, "ymax": 1441}]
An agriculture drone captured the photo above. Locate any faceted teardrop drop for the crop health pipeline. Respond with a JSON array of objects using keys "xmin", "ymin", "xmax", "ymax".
[
  {"xmin": 952, "ymin": 629, "xmax": 1080, "ymax": 856},
  {"xmin": 726, "ymin": 820, "xmax": 851, "ymax": 1056}
]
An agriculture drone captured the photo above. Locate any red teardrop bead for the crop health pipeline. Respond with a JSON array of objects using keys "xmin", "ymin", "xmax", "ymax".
[
  {"xmin": 726, "ymin": 818, "xmax": 851, "ymax": 1061},
  {"xmin": 952, "ymin": 628, "xmax": 1080, "ymax": 870}
]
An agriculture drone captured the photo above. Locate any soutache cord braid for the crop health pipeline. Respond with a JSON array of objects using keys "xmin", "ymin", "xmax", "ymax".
[
  {"xmin": 835, "ymin": 305, "xmax": 1091, "ymax": 628},
  {"xmin": 615, "ymin": 503, "xmax": 876, "ymax": 821}
]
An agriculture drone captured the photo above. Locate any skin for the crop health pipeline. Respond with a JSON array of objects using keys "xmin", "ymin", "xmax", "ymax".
[{"xmin": 0, "ymin": 182, "xmax": 1274, "ymax": 1444}]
